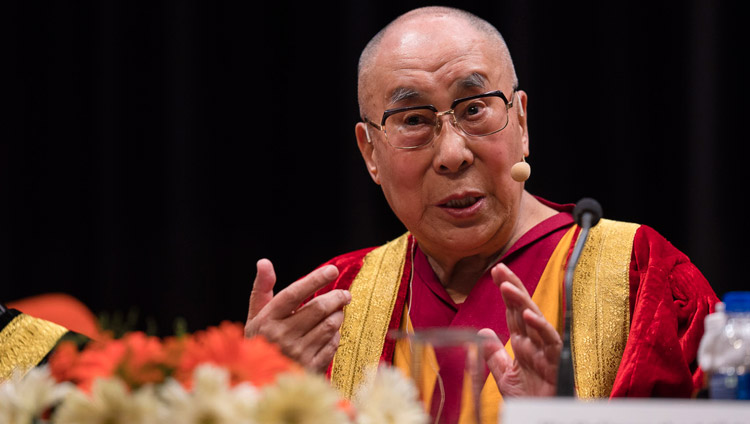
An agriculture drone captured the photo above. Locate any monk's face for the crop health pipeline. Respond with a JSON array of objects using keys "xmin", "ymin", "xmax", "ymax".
[{"xmin": 356, "ymin": 15, "xmax": 529, "ymax": 259}]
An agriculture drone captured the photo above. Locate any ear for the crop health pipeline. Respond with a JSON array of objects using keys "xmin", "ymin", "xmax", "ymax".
[
  {"xmin": 516, "ymin": 90, "xmax": 530, "ymax": 156},
  {"xmin": 355, "ymin": 122, "xmax": 381, "ymax": 185}
]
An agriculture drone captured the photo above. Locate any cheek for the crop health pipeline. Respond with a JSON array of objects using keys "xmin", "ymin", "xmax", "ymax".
[
  {"xmin": 475, "ymin": 141, "xmax": 511, "ymax": 175},
  {"xmin": 475, "ymin": 138, "xmax": 525, "ymax": 199},
  {"xmin": 375, "ymin": 153, "xmax": 429, "ymax": 223},
  {"xmin": 482, "ymin": 131, "xmax": 526, "ymax": 171}
]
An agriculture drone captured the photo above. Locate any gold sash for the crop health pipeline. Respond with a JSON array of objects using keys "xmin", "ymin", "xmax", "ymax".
[
  {"xmin": 331, "ymin": 219, "xmax": 639, "ymax": 406},
  {"xmin": 330, "ymin": 233, "xmax": 410, "ymax": 398},
  {"xmin": 0, "ymin": 313, "xmax": 69, "ymax": 380},
  {"xmin": 571, "ymin": 218, "xmax": 640, "ymax": 398}
]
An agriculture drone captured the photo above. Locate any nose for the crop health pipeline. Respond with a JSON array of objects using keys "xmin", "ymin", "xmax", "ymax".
[{"xmin": 432, "ymin": 112, "xmax": 474, "ymax": 174}]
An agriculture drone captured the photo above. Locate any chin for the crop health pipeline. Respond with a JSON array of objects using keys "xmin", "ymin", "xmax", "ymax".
[{"xmin": 418, "ymin": 225, "xmax": 501, "ymax": 257}]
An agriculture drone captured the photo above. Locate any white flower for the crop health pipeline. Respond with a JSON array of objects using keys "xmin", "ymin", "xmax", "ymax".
[
  {"xmin": 159, "ymin": 364, "xmax": 258, "ymax": 424},
  {"xmin": 52, "ymin": 377, "xmax": 164, "ymax": 424},
  {"xmin": 230, "ymin": 382, "xmax": 261, "ymax": 419},
  {"xmin": 354, "ymin": 366, "xmax": 428, "ymax": 424},
  {"xmin": 0, "ymin": 366, "xmax": 70, "ymax": 424},
  {"xmin": 251, "ymin": 372, "xmax": 350, "ymax": 424}
]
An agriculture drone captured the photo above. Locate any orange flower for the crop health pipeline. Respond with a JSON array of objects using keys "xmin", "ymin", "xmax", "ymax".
[
  {"xmin": 48, "ymin": 331, "xmax": 172, "ymax": 391},
  {"xmin": 59, "ymin": 337, "xmax": 127, "ymax": 392},
  {"xmin": 48, "ymin": 340, "xmax": 80, "ymax": 383},
  {"xmin": 338, "ymin": 398, "xmax": 357, "ymax": 422},
  {"xmin": 162, "ymin": 335, "xmax": 187, "ymax": 370},
  {"xmin": 48, "ymin": 321, "xmax": 304, "ymax": 393},
  {"xmin": 177, "ymin": 321, "xmax": 301, "ymax": 388},
  {"xmin": 117, "ymin": 332, "xmax": 170, "ymax": 388}
]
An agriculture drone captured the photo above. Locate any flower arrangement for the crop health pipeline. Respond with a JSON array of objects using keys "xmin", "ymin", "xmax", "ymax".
[{"xmin": 0, "ymin": 321, "xmax": 428, "ymax": 424}]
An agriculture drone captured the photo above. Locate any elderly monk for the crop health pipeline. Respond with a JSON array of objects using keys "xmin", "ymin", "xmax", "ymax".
[{"xmin": 245, "ymin": 6, "xmax": 718, "ymax": 423}]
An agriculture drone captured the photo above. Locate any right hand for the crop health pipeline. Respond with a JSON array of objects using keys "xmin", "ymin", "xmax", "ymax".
[
  {"xmin": 479, "ymin": 263, "xmax": 561, "ymax": 397},
  {"xmin": 244, "ymin": 258, "xmax": 351, "ymax": 373}
]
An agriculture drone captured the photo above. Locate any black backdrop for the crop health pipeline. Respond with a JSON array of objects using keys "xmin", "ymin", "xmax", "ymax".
[{"xmin": 6, "ymin": 1, "xmax": 747, "ymax": 335}]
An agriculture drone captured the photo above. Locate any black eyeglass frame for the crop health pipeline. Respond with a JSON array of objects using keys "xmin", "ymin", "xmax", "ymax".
[{"xmin": 363, "ymin": 88, "xmax": 519, "ymax": 149}]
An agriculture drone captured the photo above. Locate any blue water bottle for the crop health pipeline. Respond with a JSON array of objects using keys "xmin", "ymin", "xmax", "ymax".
[{"xmin": 709, "ymin": 291, "xmax": 750, "ymax": 399}]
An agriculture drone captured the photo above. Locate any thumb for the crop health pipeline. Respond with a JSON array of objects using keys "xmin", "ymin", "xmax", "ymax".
[
  {"xmin": 248, "ymin": 258, "xmax": 277, "ymax": 319},
  {"xmin": 478, "ymin": 328, "xmax": 511, "ymax": 381}
]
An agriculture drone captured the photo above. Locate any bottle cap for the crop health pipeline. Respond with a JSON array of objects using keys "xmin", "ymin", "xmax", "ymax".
[
  {"xmin": 722, "ymin": 291, "xmax": 750, "ymax": 313},
  {"xmin": 704, "ymin": 309, "xmax": 726, "ymax": 332}
]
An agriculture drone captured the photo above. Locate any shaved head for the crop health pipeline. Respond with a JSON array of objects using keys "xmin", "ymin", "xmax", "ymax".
[{"xmin": 357, "ymin": 6, "xmax": 517, "ymax": 119}]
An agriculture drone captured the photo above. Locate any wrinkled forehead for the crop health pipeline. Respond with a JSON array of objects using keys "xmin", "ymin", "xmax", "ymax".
[{"xmin": 366, "ymin": 15, "xmax": 513, "ymax": 109}]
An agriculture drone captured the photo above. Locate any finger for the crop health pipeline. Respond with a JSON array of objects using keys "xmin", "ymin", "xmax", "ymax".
[
  {"xmin": 491, "ymin": 264, "xmax": 526, "ymax": 338},
  {"xmin": 522, "ymin": 308, "xmax": 562, "ymax": 348},
  {"xmin": 302, "ymin": 310, "xmax": 345, "ymax": 348},
  {"xmin": 478, "ymin": 328, "xmax": 511, "ymax": 381},
  {"xmin": 509, "ymin": 310, "xmax": 561, "ymax": 372},
  {"xmin": 491, "ymin": 263, "xmax": 527, "ymax": 295},
  {"xmin": 281, "ymin": 309, "xmax": 343, "ymax": 367},
  {"xmin": 304, "ymin": 312, "xmax": 344, "ymax": 369},
  {"xmin": 499, "ymin": 276, "xmax": 543, "ymax": 318},
  {"xmin": 277, "ymin": 290, "xmax": 350, "ymax": 342},
  {"xmin": 510, "ymin": 323, "xmax": 560, "ymax": 386},
  {"xmin": 288, "ymin": 289, "xmax": 351, "ymax": 333},
  {"xmin": 267, "ymin": 265, "xmax": 340, "ymax": 319},
  {"xmin": 309, "ymin": 331, "xmax": 342, "ymax": 373},
  {"xmin": 492, "ymin": 264, "xmax": 543, "ymax": 315},
  {"xmin": 248, "ymin": 258, "xmax": 277, "ymax": 320},
  {"xmin": 508, "ymin": 332, "xmax": 541, "ymax": 370},
  {"xmin": 478, "ymin": 328, "xmax": 504, "ymax": 359},
  {"xmin": 500, "ymin": 282, "xmax": 528, "ymax": 338}
]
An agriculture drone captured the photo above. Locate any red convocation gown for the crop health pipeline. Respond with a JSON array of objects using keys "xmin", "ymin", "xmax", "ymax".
[{"xmin": 314, "ymin": 199, "xmax": 718, "ymax": 421}]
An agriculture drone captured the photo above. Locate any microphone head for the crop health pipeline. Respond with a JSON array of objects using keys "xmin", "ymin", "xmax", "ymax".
[{"xmin": 573, "ymin": 197, "xmax": 603, "ymax": 227}]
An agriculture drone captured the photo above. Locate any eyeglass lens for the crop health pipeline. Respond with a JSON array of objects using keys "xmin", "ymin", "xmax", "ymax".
[{"xmin": 384, "ymin": 95, "xmax": 509, "ymax": 148}]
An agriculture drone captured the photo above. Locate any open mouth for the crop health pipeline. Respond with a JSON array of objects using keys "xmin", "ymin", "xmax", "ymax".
[{"xmin": 441, "ymin": 196, "xmax": 482, "ymax": 209}]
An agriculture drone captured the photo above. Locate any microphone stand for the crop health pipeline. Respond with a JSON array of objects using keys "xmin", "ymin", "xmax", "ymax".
[{"xmin": 556, "ymin": 198, "xmax": 602, "ymax": 397}]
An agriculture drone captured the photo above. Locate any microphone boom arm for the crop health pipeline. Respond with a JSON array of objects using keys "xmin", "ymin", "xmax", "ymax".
[{"xmin": 557, "ymin": 199, "xmax": 602, "ymax": 397}]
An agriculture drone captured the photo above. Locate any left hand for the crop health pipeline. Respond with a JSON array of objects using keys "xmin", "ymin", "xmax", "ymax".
[{"xmin": 478, "ymin": 263, "xmax": 562, "ymax": 397}]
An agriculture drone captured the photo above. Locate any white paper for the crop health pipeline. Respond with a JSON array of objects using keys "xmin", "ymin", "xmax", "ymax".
[{"xmin": 502, "ymin": 398, "xmax": 750, "ymax": 424}]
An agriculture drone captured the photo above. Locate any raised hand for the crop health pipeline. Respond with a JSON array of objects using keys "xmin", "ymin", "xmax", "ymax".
[
  {"xmin": 479, "ymin": 263, "xmax": 562, "ymax": 397},
  {"xmin": 245, "ymin": 259, "xmax": 351, "ymax": 373}
]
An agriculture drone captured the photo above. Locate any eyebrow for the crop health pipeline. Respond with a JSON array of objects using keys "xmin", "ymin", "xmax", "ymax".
[
  {"xmin": 387, "ymin": 87, "xmax": 421, "ymax": 107},
  {"xmin": 457, "ymin": 73, "xmax": 488, "ymax": 90},
  {"xmin": 385, "ymin": 73, "xmax": 488, "ymax": 107}
]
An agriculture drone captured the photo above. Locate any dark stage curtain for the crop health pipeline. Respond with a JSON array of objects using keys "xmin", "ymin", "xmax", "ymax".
[{"xmin": 6, "ymin": 1, "xmax": 746, "ymax": 335}]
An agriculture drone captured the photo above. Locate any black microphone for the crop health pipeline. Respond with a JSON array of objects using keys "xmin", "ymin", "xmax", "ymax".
[{"xmin": 556, "ymin": 197, "xmax": 603, "ymax": 397}]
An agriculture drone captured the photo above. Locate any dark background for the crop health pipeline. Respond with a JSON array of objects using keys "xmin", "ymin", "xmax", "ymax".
[{"xmin": 5, "ymin": 1, "xmax": 747, "ymax": 335}]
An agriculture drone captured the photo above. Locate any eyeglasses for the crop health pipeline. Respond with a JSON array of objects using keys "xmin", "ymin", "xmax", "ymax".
[{"xmin": 364, "ymin": 89, "xmax": 518, "ymax": 149}]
